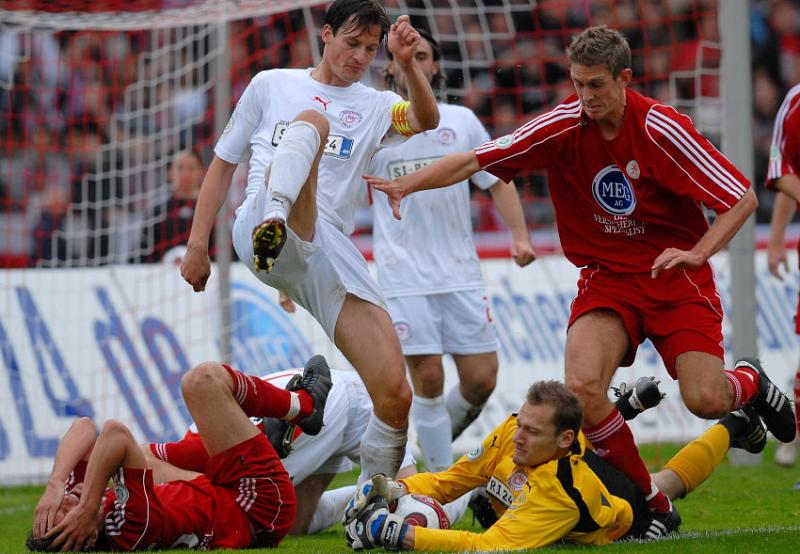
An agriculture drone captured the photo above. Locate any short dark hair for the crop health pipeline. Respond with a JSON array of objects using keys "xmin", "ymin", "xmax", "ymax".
[
  {"xmin": 566, "ymin": 25, "xmax": 631, "ymax": 77},
  {"xmin": 324, "ymin": 0, "xmax": 390, "ymax": 42},
  {"xmin": 385, "ymin": 28, "xmax": 446, "ymax": 95},
  {"xmin": 26, "ymin": 532, "xmax": 52, "ymax": 552},
  {"xmin": 526, "ymin": 381, "xmax": 583, "ymax": 435}
]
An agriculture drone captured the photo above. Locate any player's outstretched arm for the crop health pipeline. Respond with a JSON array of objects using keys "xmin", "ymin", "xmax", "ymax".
[
  {"xmin": 181, "ymin": 155, "xmax": 238, "ymax": 292},
  {"xmin": 768, "ymin": 175, "xmax": 800, "ymax": 279},
  {"xmin": 366, "ymin": 151, "xmax": 481, "ymax": 219},
  {"xmin": 387, "ymin": 15, "xmax": 439, "ymax": 133},
  {"xmin": 651, "ymin": 188, "xmax": 758, "ymax": 278},
  {"xmin": 33, "ymin": 418, "xmax": 97, "ymax": 540},
  {"xmin": 488, "ymin": 179, "xmax": 536, "ymax": 267}
]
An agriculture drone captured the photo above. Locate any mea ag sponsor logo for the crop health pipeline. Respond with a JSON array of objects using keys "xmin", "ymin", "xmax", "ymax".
[
  {"xmin": 592, "ymin": 165, "xmax": 636, "ymax": 216},
  {"xmin": 272, "ymin": 121, "xmax": 354, "ymax": 159}
]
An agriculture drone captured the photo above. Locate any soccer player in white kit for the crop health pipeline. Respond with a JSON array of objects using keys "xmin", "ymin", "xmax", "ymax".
[
  {"xmin": 370, "ymin": 30, "xmax": 536, "ymax": 472},
  {"xmin": 180, "ymin": 0, "xmax": 440, "ymax": 480}
]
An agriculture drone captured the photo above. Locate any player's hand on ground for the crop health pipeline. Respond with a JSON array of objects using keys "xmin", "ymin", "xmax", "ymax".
[
  {"xmin": 33, "ymin": 480, "xmax": 65, "ymax": 539},
  {"xmin": 46, "ymin": 502, "xmax": 99, "ymax": 552},
  {"xmin": 510, "ymin": 238, "xmax": 537, "ymax": 267},
  {"xmin": 767, "ymin": 241, "xmax": 788, "ymax": 280},
  {"xmin": 387, "ymin": 15, "xmax": 420, "ymax": 68},
  {"xmin": 650, "ymin": 247, "xmax": 705, "ymax": 278},
  {"xmin": 180, "ymin": 244, "xmax": 211, "ymax": 292},
  {"xmin": 346, "ymin": 497, "xmax": 406, "ymax": 551},
  {"xmin": 278, "ymin": 291, "xmax": 296, "ymax": 313},
  {"xmin": 364, "ymin": 175, "xmax": 408, "ymax": 220},
  {"xmin": 342, "ymin": 474, "xmax": 406, "ymax": 524}
]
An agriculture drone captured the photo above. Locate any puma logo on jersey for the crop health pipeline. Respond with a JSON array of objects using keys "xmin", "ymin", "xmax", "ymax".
[{"xmin": 312, "ymin": 96, "xmax": 332, "ymax": 110}]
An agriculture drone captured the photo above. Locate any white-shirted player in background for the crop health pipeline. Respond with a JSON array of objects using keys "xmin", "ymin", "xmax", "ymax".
[
  {"xmin": 180, "ymin": 0, "xmax": 440, "ymax": 481},
  {"xmin": 371, "ymin": 30, "xmax": 536, "ymax": 472}
]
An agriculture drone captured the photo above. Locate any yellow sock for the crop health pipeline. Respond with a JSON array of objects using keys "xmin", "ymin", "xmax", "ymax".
[{"xmin": 663, "ymin": 424, "xmax": 729, "ymax": 495}]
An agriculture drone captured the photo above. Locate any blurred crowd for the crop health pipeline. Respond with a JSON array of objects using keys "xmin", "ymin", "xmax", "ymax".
[{"xmin": 1, "ymin": 0, "xmax": 799, "ymax": 267}]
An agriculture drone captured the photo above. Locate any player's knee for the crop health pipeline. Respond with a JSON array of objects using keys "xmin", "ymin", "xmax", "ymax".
[
  {"xmin": 565, "ymin": 373, "xmax": 606, "ymax": 404},
  {"xmin": 100, "ymin": 419, "xmax": 132, "ymax": 440},
  {"xmin": 294, "ymin": 109, "xmax": 330, "ymax": 141},
  {"xmin": 685, "ymin": 388, "xmax": 730, "ymax": 419},
  {"xmin": 463, "ymin": 370, "xmax": 497, "ymax": 403},
  {"xmin": 414, "ymin": 366, "xmax": 445, "ymax": 396},
  {"xmin": 181, "ymin": 361, "xmax": 227, "ymax": 396}
]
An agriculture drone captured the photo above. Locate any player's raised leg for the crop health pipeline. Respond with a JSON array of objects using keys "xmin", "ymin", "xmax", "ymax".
[
  {"xmin": 252, "ymin": 109, "xmax": 329, "ymax": 272},
  {"xmin": 565, "ymin": 309, "xmax": 672, "ymax": 515},
  {"xmin": 334, "ymin": 294, "xmax": 412, "ymax": 480}
]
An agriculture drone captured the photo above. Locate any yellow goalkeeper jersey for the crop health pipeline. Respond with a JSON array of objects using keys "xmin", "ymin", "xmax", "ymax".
[{"xmin": 400, "ymin": 415, "xmax": 633, "ymax": 552}]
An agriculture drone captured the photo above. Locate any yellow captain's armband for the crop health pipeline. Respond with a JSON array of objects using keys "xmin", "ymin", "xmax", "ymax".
[{"xmin": 390, "ymin": 101, "xmax": 415, "ymax": 137}]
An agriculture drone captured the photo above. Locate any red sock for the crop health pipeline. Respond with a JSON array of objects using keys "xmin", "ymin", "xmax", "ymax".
[
  {"xmin": 223, "ymin": 365, "xmax": 312, "ymax": 420},
  {"xmin": 794, "ymin": 367, "xmax": 800, "ymax": 433},
  {"xmin": 725, "ymin": 366, "xmax": 761, "ymax": 410},
  {"xmin": 584, "ymin": 408, "xmax": 670, "ymax": 512}
]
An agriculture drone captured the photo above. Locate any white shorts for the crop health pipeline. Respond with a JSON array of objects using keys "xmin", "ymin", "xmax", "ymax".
[
  {"xmin": 233, "ymin": 192, "xmax": 387, "ymax": 339},
  {"xmin": 386, "ymin": 289, "xmax": 499, "ymax": 356}
]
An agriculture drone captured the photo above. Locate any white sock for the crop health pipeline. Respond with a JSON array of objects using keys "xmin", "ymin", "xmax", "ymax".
[
  {"xmin": 446, "ymin": 385, "xmax": 483, "ymax": 440},
  {"xmin": 308, "ymin": 485, "xmax": 357, "ymax": 534},
  {"xmin": 265, "ymin": 120, "xmax": 321, "ymax": 220},
  {"xmin": 412, "ymin": 395, "xmax": 453, "ymax": 472},
  {"xmin": 359, "ymin": 412, "xmax": 407, "ymax": 484},
  {"xmin": 441, "ymin": 491, "xmax": 472, "ymax": 526}
]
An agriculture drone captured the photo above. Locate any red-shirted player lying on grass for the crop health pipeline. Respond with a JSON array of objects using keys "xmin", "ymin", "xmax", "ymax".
[{"xmin": 26, "ymin": 357, "xmax": 332, "ymax": 552}]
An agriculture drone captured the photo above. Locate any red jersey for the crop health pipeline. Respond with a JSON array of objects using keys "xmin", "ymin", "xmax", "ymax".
[
  {"xmin": 475, "ymin": 89, "xmax": 750, "ymax": 273},
  {"xmin": 766, "ymin": 84, "xmax": 800, "ymax": 187},
  {"xmin": 102, "ymin": 469, "xmax": 253, "ymax": 550}
]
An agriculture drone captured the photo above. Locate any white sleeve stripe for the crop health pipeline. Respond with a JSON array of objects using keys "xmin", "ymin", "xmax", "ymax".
[
  {"xmin": 644, "ymin": 118, "xmax": 731, "ymax": 210},
  {"xmin": 475, "ymin": 109, "xmax": 582, "ymax": 156},
  {"xmin": 511, "ymin": 100, "xmax": 582, "ymax": 139},
  {"xmin": 647, "ymin": 117, "xmax": 741, "ymax": 200},
  {"xmin": 648, "ymin": 108, "xmax": 747, "ymax": 196},
  {"xmin": 768, "ymin": 86, "xmax": 800, "ymax": 179},
  {"xmin": 647, "ymin": 109, "xmax": 746, "ymax": 197},
  {"xmin": 480, "ymin": 122, "xmax": 584, "ymax": 171}
]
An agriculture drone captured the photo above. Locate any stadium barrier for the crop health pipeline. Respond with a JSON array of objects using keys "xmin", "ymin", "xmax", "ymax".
[{"xmin": 1, "ymin": 251, "xmax": 797, "ymax": 484}]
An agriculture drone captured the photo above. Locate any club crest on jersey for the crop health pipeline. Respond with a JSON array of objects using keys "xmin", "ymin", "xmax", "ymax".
[
  {"xmin": 114, "ymin": 484, "xmax": 130, "ymax": 504},
  {"xmin": 223, "ymin": 112, "xmax": 235, "ymax": 134},
  {"xmin": 508, "ymin": 471, "xmax": 528, "ymax": 491},
  {"xmin": 436, "ymin": 127, "xmax": 456, "ymax": 145},
  {"xmin": 394, "ymin": 321, "xmax": 411, "ymax": 341},
  {"xmin": 493, "ymin": 134, "xmax": 514, "ymax": 149},
  {"xmin": 592, "ymin": 165, "xmax": 636, "ymax": 216},
  {"xmin": 339, "ymin": 110, "xmax": 362, "ymax": 128},
  {"xmin": 625, "ymin": 160, "xmax": 640, "ymax": 180},
  {"xmin": 770, "ymin": 145, "xmax": 780, "ymax": 160}
]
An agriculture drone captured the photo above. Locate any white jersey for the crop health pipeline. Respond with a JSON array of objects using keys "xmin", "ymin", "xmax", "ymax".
[
  {"xmin": 370, "ymin": 103, "xmax": 499, "ymax": 297},
  {"xmin": 216, "ymin": 68, "xmax": 403, "ymax": 235}
]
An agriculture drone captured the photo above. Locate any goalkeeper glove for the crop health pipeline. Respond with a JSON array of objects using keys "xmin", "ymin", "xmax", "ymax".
[
  {"xmin": 342, "ymin": 473, "xmax": 405, "ymax": 524},
  {"xmin": 346, "ymin": 497, "xmax": 408, "ymax": 551}
]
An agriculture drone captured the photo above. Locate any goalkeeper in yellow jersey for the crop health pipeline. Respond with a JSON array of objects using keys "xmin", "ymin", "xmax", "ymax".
[{"xmin": 342, "ymin": 380, "xmax": 766, "ymax": 551}]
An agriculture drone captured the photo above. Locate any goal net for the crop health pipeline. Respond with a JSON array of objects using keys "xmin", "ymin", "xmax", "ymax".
[{"xmin": 0, "ymin": 0, "xmax": 724, "ymax": 483}]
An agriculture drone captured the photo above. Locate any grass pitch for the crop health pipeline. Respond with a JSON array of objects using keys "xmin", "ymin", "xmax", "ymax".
[{"xmin": 1, "ymin": 442, "xmax": 798, "ymax": 553}]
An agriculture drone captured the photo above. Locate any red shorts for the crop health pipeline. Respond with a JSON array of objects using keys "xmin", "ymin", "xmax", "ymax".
[
  {"xmin": 108, "ymin": 435, "xmax": 294, "ymax": 550},
  {"xmin": 206, "ymin": 433, "xmax": 295, "ymax": 547},
  {"xmin": 568, "ymin": 264, "xmax": 724, "ymax": 378},
  {"xmin": 149, "ymin": 420, "xmax": 268, "ymax": 473}
]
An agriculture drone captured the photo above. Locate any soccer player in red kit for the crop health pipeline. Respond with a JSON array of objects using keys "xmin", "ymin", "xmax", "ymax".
[
  {"xmin": 365, "ymin": 25, "xmax": 796, "ymax": 529},
  {"xmin": 28, "ymin": 357, "xmax": 332, "ymax": 552},
  {"xmin": 765, "ymin": 83, "xmax": 800, "ymax": 474}
]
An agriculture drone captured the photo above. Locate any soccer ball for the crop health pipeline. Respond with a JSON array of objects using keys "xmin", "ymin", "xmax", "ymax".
[{"xmin": 389, "ymin": 494, "xmax": 450, "ymax": 529}]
